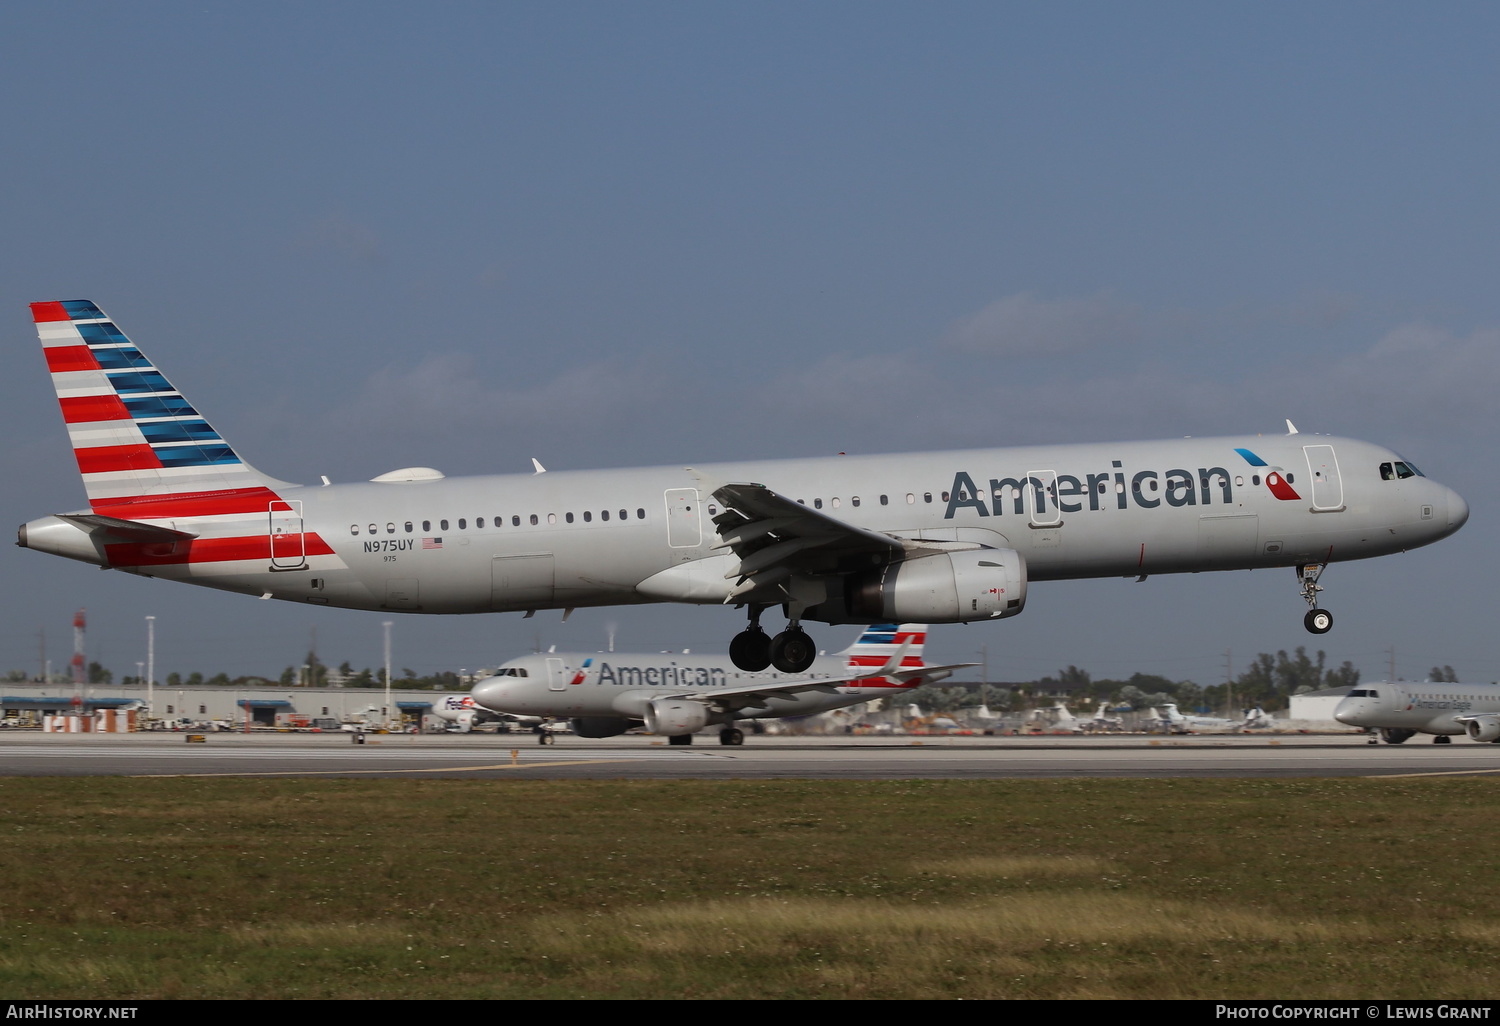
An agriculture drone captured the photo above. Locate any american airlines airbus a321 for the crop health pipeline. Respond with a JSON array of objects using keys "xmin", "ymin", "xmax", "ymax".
[
  {"xmin": 469, "ymin": 624, "xmax": 963, "ymax": 746},
  {"xmin": 18, "ymin": 301, "xmax": 1469, "ymax": 674}
]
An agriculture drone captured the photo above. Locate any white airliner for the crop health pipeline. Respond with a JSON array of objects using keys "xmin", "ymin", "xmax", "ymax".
[
  {"xmin": 1156, "ymin": 702, "xmax": 1270, "ymax": 733},
  {"xmin": 426, "ymin": 692, "xmax": 541, "ymax": 733},
  {"xmin": 1334, "ymin": 683, "xmax": 1500, "ymax": 745},
  {"xmin": 469, "ymin": 623, "xmax": 959, "ymax": 745},
  {"xmin": 18, "ymin": 300, "xmax": 1469, "ymax": 672}
]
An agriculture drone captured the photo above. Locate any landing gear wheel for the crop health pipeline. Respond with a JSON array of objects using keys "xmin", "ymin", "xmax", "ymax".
[
  {"xmin": 538, "ymin": 731, "xmax": 555, "ymax": 746},
  {"xmin": 719, "ymin": 727, "xmax": 744, "ymax": 746},
  {"xmin": 668, "ymin": 733, "xmax": 694, "ymax": 746},
  {"xmin": 1381, "ymin": 728, "xmax": 1415, "ymax": 745},
  {"xmin": 730, "ymin": 628, "xmax": 771, "ymax": 671},
  {"xmin": 770, "ymin": 629, "xmax": 816, "ymax": 673},
  {"xmin": 1434, "ymin": 735, "xmax": 1452, "ymax": 745},
  {"xmin": 1304, "ymin": 608, "xmax": 1333, "ymax": 634}
]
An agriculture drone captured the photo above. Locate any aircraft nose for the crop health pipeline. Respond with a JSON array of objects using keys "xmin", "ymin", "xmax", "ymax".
[
  {"xmin": 468, "ymin": 677, "xmax": 516, "ymax": 712},
  {"xmin": 1448, "ymin": 488, "xmax": 1470, "ymax": 532}
]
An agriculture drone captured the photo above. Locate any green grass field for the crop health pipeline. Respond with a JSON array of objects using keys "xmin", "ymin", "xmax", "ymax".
[{"xmin": 0, "ymin": 776, "xmax": 1495, "ymax": 999}]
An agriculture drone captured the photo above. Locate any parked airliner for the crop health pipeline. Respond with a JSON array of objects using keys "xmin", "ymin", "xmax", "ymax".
[
  {"xmin": 1335, "ymin": 682, "xmax": 1500, "ymax": 745},
  {"xmin": 469, "ymin": 624, "xmax": 958, "ymax": 745},
  {"xmin": 18, "ymin": 300, "xmax": 1469, "ymax": 672}
]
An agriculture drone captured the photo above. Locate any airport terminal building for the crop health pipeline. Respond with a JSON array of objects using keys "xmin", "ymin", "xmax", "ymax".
[{"xmin": 0, "ymin": 683, "xmax": 456, "ymax": 731}]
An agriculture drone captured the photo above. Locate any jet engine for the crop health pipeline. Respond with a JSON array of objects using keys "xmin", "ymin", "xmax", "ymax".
[
  {"xmin": 570, "ymin": 716, "xmax": 635, "ymax": 738},
  {"xmin": 848, "ymin": 549, "xmax": 1027, "ymax": 624},
  {"xmin": 1465, "ymin": 716, "xmax": 1500, "ymax": 743},
  {"xmin": 643, "ymin": 699, "xmax": 709, "ymax": 736}
]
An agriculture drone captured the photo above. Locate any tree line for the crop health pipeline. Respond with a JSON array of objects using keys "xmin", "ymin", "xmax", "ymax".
[{"xmin": 903, "ymin": 646, "xmax": 1367, "ymax": 715}]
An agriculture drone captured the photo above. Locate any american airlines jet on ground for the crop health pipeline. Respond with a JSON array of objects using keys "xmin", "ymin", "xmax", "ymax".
[
  {"xmin": 18, "ymin": 301, "xmax": 1469, "ymax": 673},
  {"xmin": 1335, "ymin": 683, "xmax": 1500, "ymax": 745},
  {"xmin": 469, "ymin": 624, "xmax": 957, "ymax": 745}
]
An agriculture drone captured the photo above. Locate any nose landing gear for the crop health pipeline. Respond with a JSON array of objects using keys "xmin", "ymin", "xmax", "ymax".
[{"xmin": 1298, "ymin": 563, "xmax": 1333, "ymax": 635}]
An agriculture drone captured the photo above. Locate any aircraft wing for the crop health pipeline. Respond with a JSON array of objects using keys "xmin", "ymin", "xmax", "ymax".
[{"xmin": 706, "ymin": 480, "xmax": 973, "ymax": 603}]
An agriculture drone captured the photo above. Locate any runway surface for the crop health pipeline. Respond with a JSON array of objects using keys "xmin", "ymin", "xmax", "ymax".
[{"xmin": 0, "ymin": 730, "xmax": 1497, "ymax": 779}]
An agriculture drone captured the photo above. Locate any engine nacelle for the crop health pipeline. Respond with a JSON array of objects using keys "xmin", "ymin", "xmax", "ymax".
[
  {"xmin": 849, "ymin": 549, "xmax": 1027, "ymax": 624},
  {"xmin": 1465, "ymin": 716, "xmax": 1500, "ymax": 743},
  {"xmin": 570, "ymin": 716, "xmax": 635, "ymax": 738},
  {"xmin": 643, "ymin": 699, "xmax": 709, "ymax": 736}
]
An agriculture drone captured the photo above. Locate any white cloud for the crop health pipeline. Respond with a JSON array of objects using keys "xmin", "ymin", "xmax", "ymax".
[
  {"xmin": 942, "ymin": 291, "xmax": 1142, "ymax": 356},
  {"xmin": 297, "ymin": 214, "xmax": 386, "ymax": 265}
]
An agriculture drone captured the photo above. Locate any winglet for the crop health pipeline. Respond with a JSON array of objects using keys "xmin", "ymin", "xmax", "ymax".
[
  {"xmin": 531, "ymin": 458, "xmax": 547, "ymax": 474},
  {"xmin": 1286, "ymin": 419, "xmax": 1299, "ymax": 435},
  {"xmin": 864, "ymin": 637, "xmax": 913, "ymax": 679}
]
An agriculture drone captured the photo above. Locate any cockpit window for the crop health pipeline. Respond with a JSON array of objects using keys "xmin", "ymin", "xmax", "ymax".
[{"xmin": 1380, "ymin": 462, "xmax": 1421, "ymax": 481}]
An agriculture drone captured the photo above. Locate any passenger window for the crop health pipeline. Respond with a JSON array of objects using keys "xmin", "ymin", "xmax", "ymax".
[
  {"xmin": 513, "ymin": 515, "xmax": 521, "ymax": 526},
  {"xmin": 941, "ymin": 492, "xmax": 950, "ymax": 502},
  {"xmin": 530, "ymin": 514, "xmax": 538, "ymax": 525},
  {"xmin": 547, "ymin": 513, "xmax": 557, "ymax": 525},
  {"xmin": 386, "ymin": 523, "xmax": 395, "ymax": 534},
  {"xmin": 814, "ymin": 498, "xmax": 823, "ymax": 509},
  {"xmin": 601, "ymin": 510, "xmax": 610, "ymax": 521},
  {"xmin": 831, "ymin": 497, "xmax": 841, "ymax": 509},
  {"xmin": 880, "ymin": 495, "xmax": 888, "ymax": 505},
  {"xmin": 583, "ymin": 511, "xmax": 592, "ymax": 523},
  {"xmin": 350, "ymin": 525, "xmax": 360, "ymax": 535},
  {"xmin": 440, "ymin": 520, "xmax": 449, "ymax": 531},
  {"xmin": 619, "ymin": 510, "xmax": 628, "ymax": 521},
  {"xmin": 404, "ymin": 522, "xmax": 413, "ymax": 533},
  {"xmin": 852, "ymin": 497, "xmax": 861, "ymax": 507},
  {"xmin": 906, "ymin": 493, "xmax": 915, "ymax": 504},
  {"xmin": 565, "ymin": 512, "xmax": 574, "ymax": 524},
  {"xmin": 368, "ymin": 523, "xmax": 377, "ymax": 535},
  {"xmin": 637, "ymin": 508, "xmax": 645, "ymax": 519},
  {"xmin": 423, "ymin": 521, "xmax": 432, "ymax": 532},
  {"xmin": 924, "ymin": 493, "xmax": 932, "ymax": 503},
  {"xmin": 458, "ymin": 519, "xmax": 466, "ymax": 530}
]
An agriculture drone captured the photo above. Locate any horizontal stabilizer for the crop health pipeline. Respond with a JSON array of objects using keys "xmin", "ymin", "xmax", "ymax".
[{"xmin": 55, "ymin": 513, "xmax": 198, "ymax": 544}]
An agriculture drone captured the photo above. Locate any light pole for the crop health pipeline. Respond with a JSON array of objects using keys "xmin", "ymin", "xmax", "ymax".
[
  {"xmin": 145, "ymin": 615, "xmax": 155, "ymax": 721},
  {"xmin": 383, "ymin": 621, "xmax": 393, "ymax": 732}
]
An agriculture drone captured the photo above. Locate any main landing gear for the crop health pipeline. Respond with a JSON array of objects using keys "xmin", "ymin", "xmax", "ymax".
[
  {"xmin": 1298, "ymin": 563, "xmax": 1333, "ymax": 635},
  {"xmin": 719, "ymin": 727, "xmax": 744, "ymax": 746},
  {"xmin": 729, "ymin": 605, "xmax": 817, "ymax": 674}
]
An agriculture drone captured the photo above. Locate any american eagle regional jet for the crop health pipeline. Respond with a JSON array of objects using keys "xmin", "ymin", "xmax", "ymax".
[{"xmin": 18, "ymin": 300, "xmax": 1469, "ymax": 673}]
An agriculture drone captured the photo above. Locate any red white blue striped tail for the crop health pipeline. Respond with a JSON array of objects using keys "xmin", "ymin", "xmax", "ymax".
[
  {"xmin": 30, "ymin": 300, "xmax": 289, "ymax": 520},
  {"xmin": 842, "ymin": 624, "xmax": 927, "ymax": 686}
]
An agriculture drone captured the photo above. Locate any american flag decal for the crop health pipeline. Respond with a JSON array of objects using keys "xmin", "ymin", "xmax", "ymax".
[{"xmin": 422, "ymin": 537, "xmax": 443, "ymax": 549}]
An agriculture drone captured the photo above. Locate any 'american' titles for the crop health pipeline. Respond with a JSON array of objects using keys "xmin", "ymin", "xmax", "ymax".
[{"xmin": 945, "ymin": 460, "xmax": 1240, "ymax": 520}]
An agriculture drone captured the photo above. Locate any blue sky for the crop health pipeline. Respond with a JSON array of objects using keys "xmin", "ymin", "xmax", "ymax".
[{"xmin": 2, "ymin": 2, "xmax": 1496, "ymax": 687}]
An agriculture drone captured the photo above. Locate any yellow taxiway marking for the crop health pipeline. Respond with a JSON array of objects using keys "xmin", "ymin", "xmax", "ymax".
[
  {"xmin": 138, "ymin": 759, "xmax": 630, "ymax": 778},
  {"xmin": 1375, "ymin": 767, "xmax": 1500, "ymax": 779}
]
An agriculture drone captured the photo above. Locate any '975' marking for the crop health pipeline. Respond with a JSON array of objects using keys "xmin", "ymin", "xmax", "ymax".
[{"xmin": 364, "ymin": 539, "xmax": 413, "ymax": 553}]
